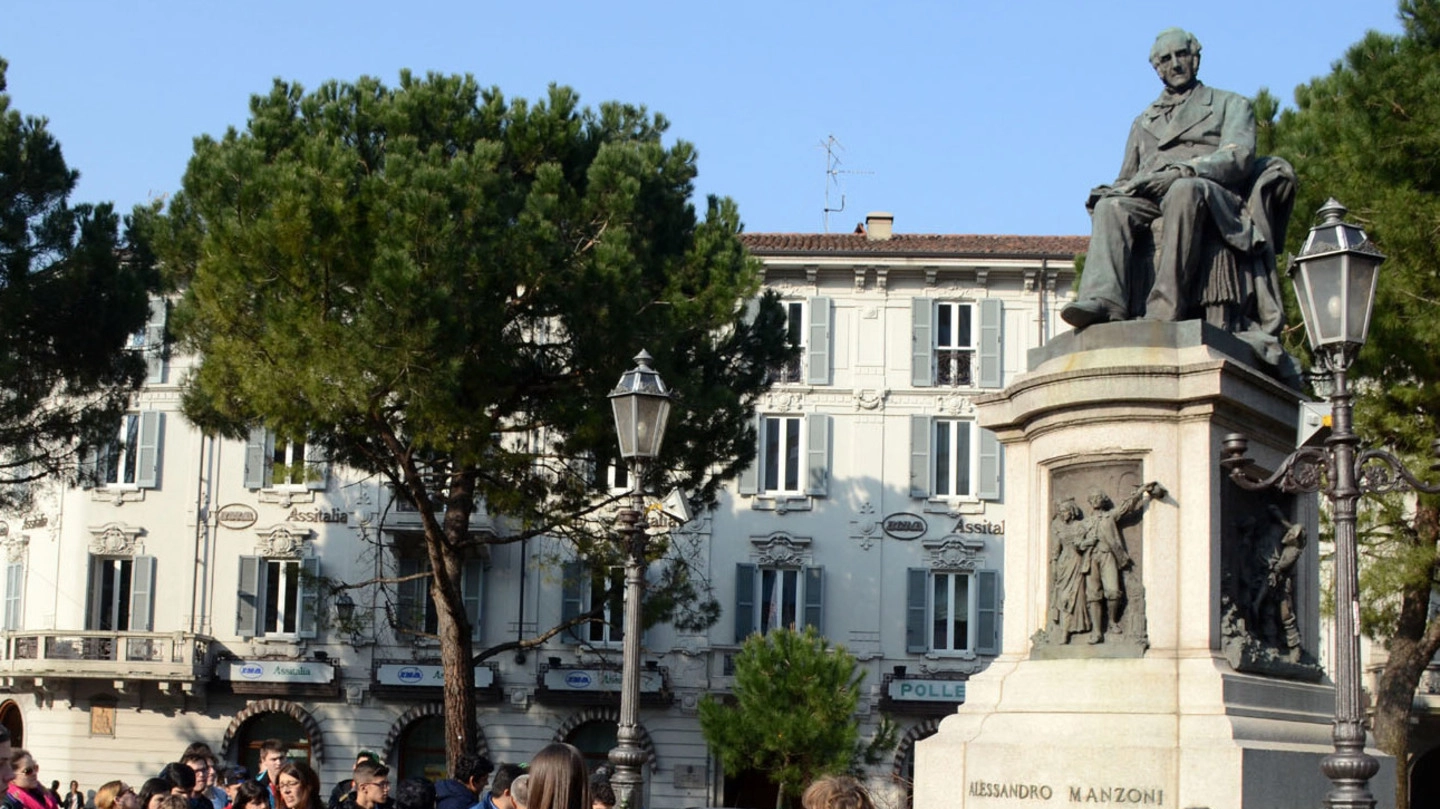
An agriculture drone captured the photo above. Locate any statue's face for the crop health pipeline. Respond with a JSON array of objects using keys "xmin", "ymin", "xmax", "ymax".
[{"xmin": 1151, "ymin": 35, "xmax": 1199, "ymax": 91}]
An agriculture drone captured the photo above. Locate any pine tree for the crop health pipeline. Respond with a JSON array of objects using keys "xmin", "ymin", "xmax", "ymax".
[
  {"xmin": 143, "ymin": 72, "xmax": 793, "ymax": 769},
  {"xmin": 1269, "ymin": 4, "xmax": 1440, "ymax": 806},
  {"xmin": 698, "ymin": 627, "xmax": 885, "ymax": 809},
  {"xmin": 0, "ymin": 56, "xmax": 156, "ymax": 508}
]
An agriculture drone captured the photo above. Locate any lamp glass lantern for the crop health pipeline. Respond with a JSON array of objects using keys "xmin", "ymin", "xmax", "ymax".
[
  {"xmin": 1289, "ymin": 198, "xmax": 1385, "ymax": 352},
  {"xmin": 609, "ymin": 350, "xmax": 672, "ymax": 463}
]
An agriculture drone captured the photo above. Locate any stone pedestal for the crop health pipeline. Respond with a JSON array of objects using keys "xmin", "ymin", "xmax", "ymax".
[{"xmin": 913, "ymin": 322, "xmax": 1395, "ymax": 809}]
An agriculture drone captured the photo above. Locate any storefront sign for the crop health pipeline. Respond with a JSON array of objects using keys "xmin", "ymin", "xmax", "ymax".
[
  {"xmin": 881, "ymin": 513, "xmax": 928, "ymax": 540},
  {"xmin": 286, "ymin": 507, "xmax": 348, "ymax": 524},
  {"xmin": 542, "ymin": 667, "xmax": 663, "ymax": 693},
  {"xmin": 887, "ymin": 678, "xmax": 965, "ymax": 703},
  {"xmin": 375, "ymin": 664, "xmax": 494, "ymax": 688},
  {"xmin": 953, "ymin": 518, "xmax": 1005, "ymax": 536},
  {"xmin": 219, "ymin": 659, "xmax": 334, "ymax": 684},
  {"xmin": 216, "ymin": 504, "xmax": 258, "ymax": 530}
]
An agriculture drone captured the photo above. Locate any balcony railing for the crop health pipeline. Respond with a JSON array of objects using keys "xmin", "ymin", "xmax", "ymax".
[
  {"xmin": 935, "ymin": 349, "xmax": 975, "ymax": 387},
  {"xmin": 0, "ymin": 630, "xmax": 213, "ymax": 683},
  {"xmin": 768, "ymin": 356, "xmax": 804, "ymax": 385}
]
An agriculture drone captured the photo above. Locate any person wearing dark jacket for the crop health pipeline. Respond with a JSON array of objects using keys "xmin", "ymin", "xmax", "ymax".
[{"xmin": 433, "ymin": 756, "xmax": 490, "ymax": 809}]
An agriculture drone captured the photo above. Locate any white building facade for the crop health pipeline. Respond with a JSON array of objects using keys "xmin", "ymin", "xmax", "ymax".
[{"xmin": 0, "ymin": 215, "xmax": 1083, "ymax": 808}]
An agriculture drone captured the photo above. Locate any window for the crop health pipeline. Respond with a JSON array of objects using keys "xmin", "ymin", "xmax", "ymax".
[
  {"xmin": 733, "ymin": 564, "xmax": 823, "ymax": 641},
  {"xmin": 94, "ymin": 412, "xmax": 163, "ymax": 488},
  {"xmin": 561, "ymin": 562, "xmax": 624, "ymax": 646},
  {"xmin": 244, "ymin": 429, "xmax": 328, "ymax": 490},
  {"xmin": 906, "ymin": 568, "xmax": 999, "ymax": 655},
  {"xmin": 912, "ymin": 298, "xmax": 1003, "ymax": 389},
  {"xmin": 129, "ymin": 296, "xmax": 167, "ymax": 384},
  {"xmin": 85, "ymin": 556, "xmax": 156, "ymax": 631},
  {"xmin": 738, "ymin": 414, "xmax": 831, "ymax": 499},
  {"xmin": 910, "ymin": 416, "xmax": 1001, "ymax": 503},
  {"xmin": 394, "ymin": 551, "xmax": 484, "ymax": 641},
  {"xmin": 760, "ymin": 297, "xmax": 831, "ymax": 386},
  {"xmin": 236, "ymin": 555, "xmax": 319, "ymax": 639},
  {"xmin": 4, "ymin": 562, "xmax": 23, "ymax": 631}
]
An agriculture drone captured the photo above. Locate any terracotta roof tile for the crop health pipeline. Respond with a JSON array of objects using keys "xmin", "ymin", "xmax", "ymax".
[{"xmin": 739, "ymin": 232, "xmax": 1088, "ymax": 258}]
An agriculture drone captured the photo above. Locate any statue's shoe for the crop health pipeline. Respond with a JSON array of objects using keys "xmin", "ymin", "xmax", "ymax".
[{"xmin": 1060, "ymin": 299, "xmax": 1121, "ymax": 329}]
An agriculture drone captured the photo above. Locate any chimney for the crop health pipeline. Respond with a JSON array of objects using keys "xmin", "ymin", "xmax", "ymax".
[{"xmin": 865, "ymin": 211, "xmax": 894, "ymax": 241}]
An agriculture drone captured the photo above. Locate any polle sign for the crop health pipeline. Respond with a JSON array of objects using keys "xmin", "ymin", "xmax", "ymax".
[{"xmin": 881, "ymin": 512, "xmax": 928, "ymax": 540}]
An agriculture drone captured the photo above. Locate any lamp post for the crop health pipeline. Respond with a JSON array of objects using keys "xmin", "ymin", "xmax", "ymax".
[
  {"xmin": 608, "ymin": 350, "xmax": 673, "ymax": 809},
  {"xmin": 1221, "ymin": 200, "xmax": 1440, "ymax": 808}
]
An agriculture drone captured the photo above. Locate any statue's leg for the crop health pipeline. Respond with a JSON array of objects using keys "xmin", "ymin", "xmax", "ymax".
[
  {"xmin": 1145, "ymin": 178, "xmax": 1211, "ymax": 321},
  {"xmin": 1063, "ymin": 195, "xmax": 1160, "ymax": 328}
]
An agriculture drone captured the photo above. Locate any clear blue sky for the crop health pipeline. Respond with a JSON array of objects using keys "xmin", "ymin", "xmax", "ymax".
[{"xmin": 1, "ymin": 1, "xmax": 1405, "ymax": 238}]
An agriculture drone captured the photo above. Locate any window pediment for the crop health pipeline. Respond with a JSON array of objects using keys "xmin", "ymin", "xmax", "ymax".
[{"xmin": 88, "ymin": 522, "xmax": 144, "ymax": 556}]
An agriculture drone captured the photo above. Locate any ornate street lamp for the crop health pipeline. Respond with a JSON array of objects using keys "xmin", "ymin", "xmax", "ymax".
[
  {"xmin": 1221, "ymin": 200, "xmax": 1440, "ymax": 809},
  {"xmin": 607, "ymin": 350, "xmax": 672, "ymax": 809}
]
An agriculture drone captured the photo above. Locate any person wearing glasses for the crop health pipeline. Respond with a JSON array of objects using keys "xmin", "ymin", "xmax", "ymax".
[
  {"xmin": 94, "ymin": 782, "xmax": 138, "ymax": 809},
  {"xmin": 337, "ymin": 762, "xmax": 389, "ymax": 809},
  {"xmin": 4, "ymin": 751, "xmax": 59, "ymax": 809},
  {"xmin": 272, "ymin": 763, "xmax": 319, "ymax": 809}
]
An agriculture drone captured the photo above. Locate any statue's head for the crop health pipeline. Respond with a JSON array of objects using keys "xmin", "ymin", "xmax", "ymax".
[
  {"xmin": 1056, "ymin": 498, "xmax": 1082, "ymax": 521},
  {"xmin": 1087, "ymin": 488, "xmax": 1112, "ymax": 510},
  {"xmin": 1150, "ymin": 28, "xmax": 1201, "ymax": 91}
]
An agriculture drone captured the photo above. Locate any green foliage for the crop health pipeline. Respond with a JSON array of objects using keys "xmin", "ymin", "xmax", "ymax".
[
  {"xmin": 698, "ymin": 627, "xmax": 878, "ymax": 807},
  {"xmin": 0, "ymin": 56, "xmax": 157, "ymax": 508}
]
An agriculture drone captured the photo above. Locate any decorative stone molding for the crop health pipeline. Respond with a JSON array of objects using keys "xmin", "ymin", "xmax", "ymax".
[
  {"xmin": 922, "ymin": 535, "xmax": 986, "ymax": 570},
  {"xmin": 891, "ymin": 718, "xmax": 942, "ymax": 781},
  {"xmin": 1024, "ymin": 269, "xmax": 1038, "ymax": 292},
  {"xmin": 552, "ymin": 707, "xmax": 657, "ymax": 772},
  {"xmin": 88, "ymin": 523, "xmax": 144, "ymax": 556},
  {"xmin": 383, "ymin": 702, "xmax": 489, "ymax": 763},
  {"xmin": 804, "ymin": 266, "xmax": 818, "ymax": 285},
  {"xmin": 253, "ymin": 526, "xmax": 314, "ymax": 558},
  {"xmin": 934, "ymin": 394, "xmax": 975, "ymax": 416},
  {"xmin": 925, "ymin": 267, "xmax": 939, "ymax": 286},
  {"xmin": 850, "ymin": 502, "xmax": 880, "ymax": 551},
  {"xmin": 89, "ymin": 488, "xmax": 145, "ymax": 506},
  {"xmin": 3, "ymin": 535, "xmax": 28, "ymax": 564},
  {"xmin": 854, "ymin": 268, "xmax": 867, "ymax": 291},
  {"xmin": 761, "ymin": 392, "xmax": 806, "ymax": 412},
  {"xmin": 220, "ymin": 699, "xmax": 326, "ymax": 765},
  {"xmin": 257, "ymin": 489, "xmax": 316, "ymax": 507},
  {"xmin": 853, "ymin": 389, "xmax": 888, "ymax": 411},
  {"xmin": 875, "ymin": 268, "xmax": 888, "ymax": 291},
  {"xmin": 750, "ymin": 532, "xmax": 813, "ymax": 566}
]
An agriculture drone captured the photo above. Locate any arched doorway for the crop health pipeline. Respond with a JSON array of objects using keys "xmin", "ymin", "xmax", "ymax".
[
  {"xmin": 1412, "ymin": 744, "xmax": 1440, "ymax": 807},
  {"xmin": 891, "ymin": 720, "xmax": 940, "ymax": 809},
  {"xmin": 0, "ymin": 700, "xmax": 22, "ymax": 747},
  {"xmin": 233, "ymin": 713, "xmax": 311, "ymax": 775},
  {"xmin": 396, "ymin": 715, "xmax": 447, "ymax": 781},
  {"xmin": 565, "ymin": 720, "xmax": 618, "ymax": 773}
]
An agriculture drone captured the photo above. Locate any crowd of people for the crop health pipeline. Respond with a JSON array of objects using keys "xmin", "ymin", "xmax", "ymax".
[
  {"xmin": 0, "ymin": 729, "xmax": 628, "ymax": 809},
  {"xmin": 0, "ymin": 725, "xmax": 878, "ymax": 809}
]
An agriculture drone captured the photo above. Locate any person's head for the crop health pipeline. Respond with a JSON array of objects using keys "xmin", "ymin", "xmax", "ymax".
[
  {"xmin": 138, "ymin": 778, "xmax": 173, "ymax": 809},
  {"xmin": 157, "ymin": 795, "xmax": 189, "ymax": 809},
  {"xmin": 51, "ymin": 781, "xmax": 60, "ymax": 793},
  {"xmin": 525, "ymin": 744, "xmax": 588, "ymax": 809},
  {"xmin": 490, "ymin": 765, "xmax": 525, "ymax": 809},
  {"xmin": 158, "ymin": 763, "xmax": 195, "ymax": 796},
  {"xmin": 351, "ymin": 761, "xmax": 390, "ymax": 809},
  {"xmin": 259, "ymin": 740, "xmax": 288, "ymax": 779},
  {"xmin": 391, "ymin": 778, "xmax": 435, "ymax": 809},
  {"xmin": 222, "ymin": 767, "xmax": 250, "ymax": 800},
  {"xmin": 11, "ymin": 749, "xmax": 39, "ymax": 791},
  {"xmin": 353, "ymin": 751, "xmax": 380, "ymax": 773},
  {"xmin": 509, "ymin": 776, "xmax": 529, "ymax": 809},
  {"xmin": 587, "ymin": 769, "xmax": 614, "ymax": 809},
  {"xmin": 276, "ymin": 761, "xmax": 319, "ymax": 809},
  {"xmin": 801, "ymin": 776, "xmax": 875, "ymax": 809},
  {"xmin": 70, "ymin": 782, "xmax": 80, "ymax": 793},
  {"xmin": 181, "ymin": 751, "xmax": 216, "ymax": 793},
  {"xmin": 96, "ymin": 781, "xmax": 140, "ymax": 809},
  {"xmin": 453, "ymin": 754, "xmax": 493, "ymax": 797},
  {"xmin": 1149, "ymin": 27, "xmax": 1201, "ymax": 91},
  {"xmin": 233, "ymin": 780, "xmax": 269, "ymax": 809}
]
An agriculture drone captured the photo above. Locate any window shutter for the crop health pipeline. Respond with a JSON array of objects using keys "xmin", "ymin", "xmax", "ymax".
[
  {"xmin": 912, "ymin": 298, "xmax": 934, "ymax": 387},
  {"xmin": 803, "ymin": 566, "xmax": 824, "ymax": 634},
  {"xmin": 297, "ymin": 555, "xmax": 321, "ymax": 639},
  {"xmin": 734, "ymin": 563, "xmax": 756, "ymax": 642},
  {"xmin": 737, "ymin": 415, "xmax": 760, "ymax": 496},
  {"xmin": 906, "ymin": 568, "xmax": 929, "ymax": 653},
  {"xmin": 463, "ymin": 558, "xmax": 484, "ymax": 642},
  {"xmin": 79, "ymin": 446, "xmax": 98, "ymax": 489},
  {"xmin": 806, "ymin": 297, "xmax": 832, "ymax": 385},
  {"xmin": 4, "ymin": 563, "xmax": 23, "ymax": 630},
  {"xmin": 805, "ymin": 414, "xmax": 830, "ymax": 497},
  {"xmin": 561, "ymin": 561, "xmax": 584, "ymax": 645},
  {"xmin": 396, "ymin": 558, "xmax": 424, "ymax": 634},
  {"xmin": 305, "ymin": 441, "xmax": 329, "ymax": 491},
  {"xmin": 910, "ymin": 415, "xmax": 932, "ymax": 498},
  {"xmin": 978, "ymin": 298, "xmax": 1003, "ymax": 389},
  {"xmin": 236, "ymin": 556, "xmax": 262, "ymax": 638},
  {"xmin": 135, "ymin": 411, "xmax": 163, "ymax": 489},
  {"xmin": 244, "ymin": 429, "xmax": 269, "ymax": 490},
  {"xmin": 976, "ymin": 428, "xmax": 1003, "ymax": 501},
  {"xmin": 144, "ymin": 296, "xmax": 167, "ymax": 384},
  {"xmin": 976, "ymin": 569, "xmax": 1000, "ymax": 655},
  {"xmin": 129, "ymin": 555, "xmax": 156, "ymax": 631}
]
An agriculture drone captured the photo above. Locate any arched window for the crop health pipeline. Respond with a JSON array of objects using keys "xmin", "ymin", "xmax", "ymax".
[
  {"xmin": 235, "ymin": 713, "xmax": 310, "ymax": 775},
  {"xmin": 397, "ymin": 715, "xmax": 447, "ymax": 781},
  {"xmin": 565, "ymin": 720, "xmax": 617, "ymax": 773}
]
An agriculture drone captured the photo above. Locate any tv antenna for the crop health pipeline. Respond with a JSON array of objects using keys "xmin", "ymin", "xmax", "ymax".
[{"xmin": 820, "ymin": 135, "xmax": 872, "ymax": 233}]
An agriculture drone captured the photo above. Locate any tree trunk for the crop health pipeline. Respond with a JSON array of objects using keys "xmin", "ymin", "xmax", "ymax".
[
  {"xmin": 420, "ymin": 469, "xmax": 481, "ymax": 773},
  {"xmin": 1371, "ymin": 501, "xmax": 1440, "ymax": 809}
]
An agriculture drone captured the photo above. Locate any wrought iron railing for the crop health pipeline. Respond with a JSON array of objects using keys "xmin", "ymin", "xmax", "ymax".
[
  {"xmin": 0, "ymin": 630, "xmax": 212, "ymax": 679},
  {"xmin": 936, "ymin": 349, "xmax": 975, "ymax": 387}
]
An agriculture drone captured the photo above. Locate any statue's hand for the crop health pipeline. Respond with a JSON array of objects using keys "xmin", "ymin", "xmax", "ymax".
[{"xmin": 1129, "ymin": 168, "xmax": 1181, "ymax": 199}]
